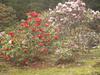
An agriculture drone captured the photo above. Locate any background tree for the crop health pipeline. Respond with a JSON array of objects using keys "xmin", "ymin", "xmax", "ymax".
[
  {"xmin": 0, "ymin": 3, "xmax": 16, "ymax": 31},
  {"xmin": 83, "ymin": 0, "xmax": 100, "ymax": 11}
]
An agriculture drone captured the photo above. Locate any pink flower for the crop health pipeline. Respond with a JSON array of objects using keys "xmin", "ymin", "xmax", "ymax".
[
  {"xmin": 45, "ymin": 23, "xmax": 49, "ymax": 27},
  {"xmin": 37, "ymin": 34, "xmax": 43, "ymax": 39}
]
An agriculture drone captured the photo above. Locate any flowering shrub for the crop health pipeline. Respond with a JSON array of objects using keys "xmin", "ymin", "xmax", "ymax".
[
  {"xmin": 48, "ymin": 0, "xmax": 100, "ymax": 50},
  {"xmin": 48, "ymin": 0, "xmax": 86, "ymax": 36},
  {"xmin": 0, "ymin": 11, "xmax": 61, "ymax": 65},
  {"xmin": 48, "ymin": 0, "xmax": 100, "ymax": 36}
]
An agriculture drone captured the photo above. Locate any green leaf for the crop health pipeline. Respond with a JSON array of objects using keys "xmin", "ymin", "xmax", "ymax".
[{"xmin": 0, "ymin": 45, "xmax": 2, "ymax": 48}]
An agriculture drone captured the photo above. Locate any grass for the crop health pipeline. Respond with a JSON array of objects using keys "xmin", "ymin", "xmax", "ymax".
[
  {"xmin": 0, "ymin": 48, "xmax": 100, "ymax": 75},
  {"xmin": 0, "ymin": 62, "xmax": 100, "ymax": 75}
]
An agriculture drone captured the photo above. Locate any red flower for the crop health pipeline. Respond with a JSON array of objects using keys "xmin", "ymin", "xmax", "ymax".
[
  {"xmin": 20, "ymin": 22, "xmax": 29, "ymax": 28},
  {"xmin": 41, "ymin": 37, "xmax": 46, "ymax": 41},
  {"xmin": 34, "ymin": 23, "xmax": 40, "ymax": 27},
  {"xmin": 45, "ymin": 33, "xmax": 50, "ymax": 36},
  {"xmin": 39, "ymin": 28, "xmax": 45, "ymax": 32},
  {"xmin": 34, "ymin": 18, "xmax": 42, "ymax": 23},
  {"xmin": 54, "ymin": 35, "xmax": 59, "ymax": 40},
  {"xmin": 38, "ymin": 42, "xmax": 44, "ymax": 46},
  {"xmin": 8, "ymin": 32, "xmax": 15, "ymax": 37},
  {"xmin": 26, "ymin": 17, "xmax": 32, "ymax": 23},
  {"xmin": 30, "ymin": 11, "xmax": 39, "ymax": 17},
  {"xmin": 31, "ymin": 28, "xmax": 36, "ymax": 32}
]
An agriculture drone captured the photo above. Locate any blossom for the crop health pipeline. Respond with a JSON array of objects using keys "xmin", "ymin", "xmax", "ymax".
[
  {"xmin": 9, "ymin": 40, "xmax": 14, "ymax": 44},
  {"xmin": 45, "ymin": 23, "xmax": 49, "ymax": 27},
  {"xmin": 37, "ymin": 34, "xmax": 43, "ymax": 39},
  {"xmin": 8, "ymin": 32, "xmax": 15, "ymax": 37},
  {"xmin": 38, "ymin": 42, "xmax": 44, "ymax": 46},
  {"xmin": 34, "ymin": 23, "xmax": 41, "ymax": 27},
  {"xmin": 39, "ymin": 28, "xmax": 45, "ymax": 32},
  {"xmin": 34, "ymin": 18, "xmax": 42, "ymax": 23},
  {"xmin": 58, "ymin": 3, "xmax": 62, "ymax": 7},
  {"xmin": 28, "ymin": 11, "xmax": 39, "ymax": 17},
  {"xmin": 31, "ymin": 28, "xmax": 36, "ymax": 32},
  {"xmin": 20, "ymin": 22, "xmax": 29, "ymax": 28},
  {"xmin": 0, "ymin": 32, "xmax": 5, "ymax": 37},
  {"xmin": 26, "ymin": 17, "xmax": 33, "ymax": 23},
  {"xmin": 48, "ymin": 0, "xmax": 86, "ymax": 36},
  {"xmin": 54, "ymin": 35, "xmax": 59, "ymax": 40}
]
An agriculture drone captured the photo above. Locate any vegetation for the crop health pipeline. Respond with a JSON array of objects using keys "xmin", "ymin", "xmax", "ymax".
[
  {"xmin": 0, "ymin": 0, "xmax": 66, "ymax": 19},
  {"xmin": 0, "ymin": 3, "xmax": 16, "ymax": 31},
  {"xmin": 0, "ymin": 48, "xmax": 100, "ymax": 75},
  {"xmin": 0, "ymin": 0, "xmax": 100, "ymax": 75}
]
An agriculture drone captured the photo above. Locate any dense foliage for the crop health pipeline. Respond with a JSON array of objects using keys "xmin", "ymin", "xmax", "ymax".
[
  {"xmin": 0, "ymin": 0, "xmax": 100, "ymax": 66},
  {"xmin": 0, "ymin": 11, "xmax": 62, "ymax": 65}
]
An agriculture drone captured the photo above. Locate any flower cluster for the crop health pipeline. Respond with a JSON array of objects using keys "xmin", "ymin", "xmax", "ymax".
[
  {"xmin": 85, "ymin": 8, "xmax": 100, "ymax": 21},
  {"xmin": 48, "ymin": 0, "xmax": 86, "ymax": 36},
  {"xmin": 0, "ymin": 11, "xmax": 61, "ymax": 65}
]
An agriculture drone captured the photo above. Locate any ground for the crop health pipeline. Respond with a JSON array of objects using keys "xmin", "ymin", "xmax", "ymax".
[{"xmin": 0, "ymin": 48, "xmax": 100, "ymax": 75}]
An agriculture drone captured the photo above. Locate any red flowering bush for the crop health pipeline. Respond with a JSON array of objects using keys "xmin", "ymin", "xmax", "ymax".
[{"xmin": 0, "ymin": 11, "xmax": 61, "ymax": 65}]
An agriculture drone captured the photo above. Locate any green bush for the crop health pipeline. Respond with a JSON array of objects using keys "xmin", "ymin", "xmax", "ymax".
[{"xmin": 0, "ymin": 3, "xmax": 16, "ymax": 31}]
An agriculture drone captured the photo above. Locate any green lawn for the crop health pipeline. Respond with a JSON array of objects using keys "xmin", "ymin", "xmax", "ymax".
[{"xmin": 0, "ymin": 48, "xmax": 100, "ymax": 75}]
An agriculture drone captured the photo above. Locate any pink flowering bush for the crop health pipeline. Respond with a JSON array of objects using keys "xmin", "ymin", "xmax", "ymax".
[
  {"xmin": 0, "ymin": 11, "xmax": 61, "ymax": 65},
  {"xmin": 48, "ymin": 0, "xmax": 100, "ymax": 50},
  {"xmin": 48, "ymin": 0, "xmax": 86, "ymax": 36}
]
